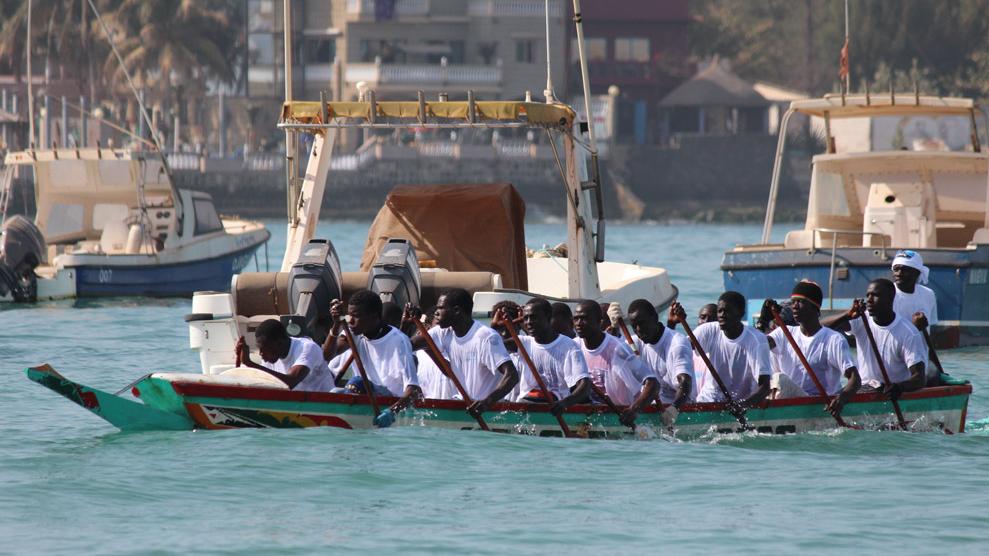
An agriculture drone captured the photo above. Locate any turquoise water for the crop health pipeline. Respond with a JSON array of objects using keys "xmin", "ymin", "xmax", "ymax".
[{"xmin": 3, "ymin": 221, "xmax": 988, "ymax": 555}]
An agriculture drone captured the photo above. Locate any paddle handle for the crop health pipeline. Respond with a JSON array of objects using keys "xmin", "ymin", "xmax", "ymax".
[
  {"xmin": 411, "ymin": 319, "xmax": 490, "ymax": 432},
  {"xmin": 500, "ymin": 314, "xmax": 574, "ymax": 438},
  {"xmin": 616, "ymin": 318, "xmax": 640, "ymax": 356},
  {"xmin": 588, "ymin": 380, "xmax": 634, "ymax": 431},
  {"xmin": 770, "ymin": 309, "xmax": 852, "ymax": 428},
  {"xmin": 676, "ymin": 316, "xmax": 747, "ymax": 427},
  {"xmin": 922, "ymin": 329, "xmax": 944, "ymax": 376},
  {"xmin": 859, "ymin": 314, "xmax": 907, "ymax": 429},
  {"xmin": 333, "ymin": 353, "xmax": 355, "ymax": 387},
  {"xmin": 341, "ymin": 323, "xmax": 382, "ymax": 418}
]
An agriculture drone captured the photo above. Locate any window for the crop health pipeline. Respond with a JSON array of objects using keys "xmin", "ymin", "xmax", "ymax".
[
  {"xmin": 571, "ymin": 38, "xmax": 607, "ymax": 62},
  {"xmin": 305, "ymin": 38, "xmax": 335, "ymax": 64},
  {"xmin": 248, "ymin": 0, "xmax": 275, "ymax": 32},
  {"xmin": 515, "ymin": 39, "xmax": 536, "ymax": 64},
  {"xmin": 248, "ymin": 33, "xmax": 275, "ymax": 65},
  {"xmin": 193, "ymin": 198, "xmax": 224, "ymax": 236},
  {"xmin": 614, "ymin": 38, "xmax": 649, "ymax": 62}
]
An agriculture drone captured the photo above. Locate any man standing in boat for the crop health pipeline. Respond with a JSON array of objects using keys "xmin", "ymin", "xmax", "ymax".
[
  {"xmin": 891, "ymin": 250, "xmax": 941, "ymax": 385},
  {"xmin": 406, "ymin": 288, "xmax": 519, "ymax": 417},
  {"xmin": 326, "ymin": 290, "xmax": 423, "ymax": 424},
  {"xmin": 513, "ymin": 298, "xmax": 592, "ymax": 414},
  {"xmin": 235, "ymin": 320, "xmax": 333, "ymax": 391},
  {"xmin": 625, "ymin": 299, "xmax": 696, "ymax": 423},
  {"xmin": 760, "ymin": 281, "xmax": 861, "ymax": 417},
  {"xmin": 572, "ymin": 300, "xmax": 659, "ymax": 428},
  {"xmin": 681, "ymin": 292, "xmax": 772, "ymax": 410},
  {"xmin": 827, "ymin": 279, "xmax": 927, "ymax": 398}
]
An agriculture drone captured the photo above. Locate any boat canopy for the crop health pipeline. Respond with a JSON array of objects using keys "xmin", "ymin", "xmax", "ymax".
[
  {"xmin": 4, "ymin": 148, "xmax": 175, "ymax": 243},
  {"xmin": 789, "ymin": 95, "xmax": 976, "ymax": 119},
  {"xmin": 360, "ymin": 183, "xmax": 528, "ymax": 290},
  {"xmin": 281, "ymin": 100, "xmax": 575, "ymax": 129}
]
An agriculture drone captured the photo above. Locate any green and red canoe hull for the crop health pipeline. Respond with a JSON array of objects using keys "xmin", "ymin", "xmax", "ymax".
[{"xmin": 26, "ymin": 366, "xmax": 971, "ymax": 438}]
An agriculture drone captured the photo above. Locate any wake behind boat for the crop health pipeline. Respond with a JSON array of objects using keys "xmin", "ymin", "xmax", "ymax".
[{"xmin": 0, "ymin": 146, "xmax": 269, "ymax": 302}]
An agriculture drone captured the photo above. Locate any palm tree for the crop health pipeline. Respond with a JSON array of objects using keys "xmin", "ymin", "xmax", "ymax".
[
  {"xmin": 100, "ymin": 0, "xmax": 240, "ymax": 141},
  {"xmin": 0, "ymin": 0, "xmax": 104, "ymax": 97}
]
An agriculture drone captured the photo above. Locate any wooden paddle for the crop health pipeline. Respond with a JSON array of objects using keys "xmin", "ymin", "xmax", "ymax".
[
  {"xmin": 616, "ymin": 317, "xmax": 640, "ymax": 356},
  {"xmin": 587, "ymin": 380, "xmax": 635, "ymax": 431},
  {"xmin": 332, "ymin": 352, "xmax": 355, "ymax": 387},
  {"xmin": 496, "ymin": 309, "xmax": 575, "ymax": 438},
  {"xmin": 340, "ymin": 322, "xmax": 382, "ymax": 419},
  {"xmin": 409, "ymin": 317, "xmax": 491, "ymax": 432},
  {"xmin": 675, "ymin": 314, "xmax": 749, "ymax": 428},
  {"xmin": 922, "ymin": 329, "xmax": 945, "ymax": 378},
  {"xmin": 770, "ymin": 308, "xmax": 857, "ymax": 429},
  {"xmin": 858, "ymin": 313, "xmax": 908, "ymax": 430}
]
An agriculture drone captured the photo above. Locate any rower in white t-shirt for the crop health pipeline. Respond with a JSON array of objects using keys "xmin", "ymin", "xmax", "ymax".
[
  {"xmin": 325, "ymin": 290, "xmax": 423, "ymax": 427},
  {"xmin": 235, "ymin": 319, "xmax": 333, "ymax": 392},
  {"xmin": 572, "ymin": 300, "xmax": 658, "ymax": 428},
  {"xmin": 760, "ymin": 280, "xmax": 862, "ymax": 417},
  {"xmin": 827, "ymin": 278, "xmax": 927, "ymax": 398},
  {"xmin": 626, "ymin": 299, "xmax": 696, "ymax": 408},
  {"xmin": 511, "ymin": 298, "xmax": 591, "ymax": 416},
  {"xmin": 891, "ymin": 249, "xmax": 938, "ymax": 331},
  {"xmin": 681, "ymin": 292, "xmax": 772, "ymax": 408},
  {"xmin": 409, "ymin": 288, "xmax": 519, "ymax": 416}
]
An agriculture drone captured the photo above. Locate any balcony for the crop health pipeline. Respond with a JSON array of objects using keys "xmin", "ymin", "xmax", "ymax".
[
  {"xmin": 345, "ymin": 62, "xmax": 502, "ymax": 93},
  {"xmin": 346, "ymin": 0, "xmax": 430, "ymax": 19},
  {"xmin": 468, "ymin": 0, "xmax": 564, "ymax": 18}
]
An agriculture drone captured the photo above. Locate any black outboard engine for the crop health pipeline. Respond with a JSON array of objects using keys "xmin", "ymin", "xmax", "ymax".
[
  {"xmin": 285, "ymin": 239, "xmax": 342, "ymax": 341},
  {"xmin": 0, "ymin": 215, "xmax": 46, "ymax": 303},
  {"xmin": 367, "ymin": 238, "xmax": 422, "ymax": 309}
]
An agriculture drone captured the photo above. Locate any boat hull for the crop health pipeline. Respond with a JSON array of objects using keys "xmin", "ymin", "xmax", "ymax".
[
  {"xmin": 26, "ymin": 366, "xmax": 970, "ymax": 438},
  {"xmin": 722, "ymin": 245, "xmax": 989, "ymax": 348},
  {"xmin": 70, "ymin": 242, "xmax": 264, "ymax": 297}
]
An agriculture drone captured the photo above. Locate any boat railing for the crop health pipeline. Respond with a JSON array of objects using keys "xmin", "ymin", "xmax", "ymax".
[{"xmin": 812, "ymin": 227, "xmax": 889, "ymax": 309}]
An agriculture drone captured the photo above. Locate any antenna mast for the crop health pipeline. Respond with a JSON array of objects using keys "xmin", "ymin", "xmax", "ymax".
[
  {"xmin": 543, "ymin": 0, "xmax": 556, "ymax": 103},
  {"xmin": 26, "ymin": 0, "xmax": 35, "ymax": 147},
  {"xmin": 283, "ymin": 0, "xmax": 298, "ymax": 226}
]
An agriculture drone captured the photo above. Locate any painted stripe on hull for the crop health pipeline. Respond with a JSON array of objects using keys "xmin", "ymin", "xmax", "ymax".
[
  {"xmin": 162, "ymin": 378, "xmax": 971, "ymax": 439},
  {"xmin": 73, "ymin": 243, "xmax": 261, "ymax": 297}
]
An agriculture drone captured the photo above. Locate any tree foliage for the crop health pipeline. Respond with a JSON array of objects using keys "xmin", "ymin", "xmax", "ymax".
[{"xmin": 691, "ymin": 0, "xmax": 989, "ymax": 99}]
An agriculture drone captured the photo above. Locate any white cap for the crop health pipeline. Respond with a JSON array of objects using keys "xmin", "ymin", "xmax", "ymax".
[{"xmin": 891, "ymin": 250, "xmax": 929, "ymax": 285}]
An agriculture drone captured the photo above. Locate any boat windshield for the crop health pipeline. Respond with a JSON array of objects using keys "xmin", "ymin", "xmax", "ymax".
[{"xmin": 825, "ymin": 114, "xmax": 986, "ymax": 154}]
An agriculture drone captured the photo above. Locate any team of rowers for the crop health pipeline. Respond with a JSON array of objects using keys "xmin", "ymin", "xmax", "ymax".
[{"xmin": 234, "ymin": 249, "xmax": 940, "ymax": 428}]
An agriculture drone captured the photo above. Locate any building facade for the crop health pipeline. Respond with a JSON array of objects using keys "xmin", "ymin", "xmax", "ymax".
[
  {"xmin": 565, "ymin": 0, "xmax": 691, "ymax": 144},
  {"xmin": 246, "ymin": 0, "xmax": 568, "ymax": 103}
]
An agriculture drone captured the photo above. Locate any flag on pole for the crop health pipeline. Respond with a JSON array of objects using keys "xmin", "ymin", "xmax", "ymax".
[{"xmin": 838, "ymin": 37, "xmax": 849, "ymax": 83}]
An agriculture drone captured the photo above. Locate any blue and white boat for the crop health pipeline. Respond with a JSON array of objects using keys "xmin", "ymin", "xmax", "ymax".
[
  {"xmin": 0, "ymin": 147, "xmax": 269, "ymax": 302},
  {"xmin": 722, "ymin": 94, "xmax": 989, "ymax": 348}
]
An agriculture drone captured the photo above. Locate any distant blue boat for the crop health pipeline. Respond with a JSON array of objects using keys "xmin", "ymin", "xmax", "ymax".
[
  {"xmin": 722, "ymin": 94, "xmax": 989, "ymax": 348},
  {"xmin": 0, "ymin": 148, "xmax": 269, "ymax": 302}
]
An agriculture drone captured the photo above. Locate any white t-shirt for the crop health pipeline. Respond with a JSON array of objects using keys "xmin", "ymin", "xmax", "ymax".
[
  {"xmin": 428, "ymin": 321, "xmax": 513, "ymax": 401},
  {"xmin": 416, "ymin": 350, "xmax": 457, "ymax": 400},
  {"xmin": 768, "ymin": 326, "xmax": 854, "ymax": 396},
  {"xmin": 514, "ymin": 334, "xmax": 591, "ymax": 401},
  {"xmin": 261, "ymin": 337, "xmax": 333, "ymax": 392},
  {"xmin": 692, "ymin": 322, "xmax": 772, "ymax": 403},
  {"xmin": 327, "ymin": 349, "xmax": 352, "ymax": 382},
  {"xmin": 849, "ymin": 313, "xmax": 927, "ymax": 388},
  {"xmin": 635, "ymin": 329, "xmax": 697, "ymax": 404},
  {"xmin": 353, "ymin": 326, "xmax": 418, "ymax": 396},
  {"xmin": 575, "ymin": 334, "xmax": 654, "ymax": 406},
  {"xmin": 894, "ymin": 284, "xmax": 938, "ymax": 327}
]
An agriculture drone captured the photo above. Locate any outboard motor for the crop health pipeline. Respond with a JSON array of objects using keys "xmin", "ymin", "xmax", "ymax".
[
  {"xmin": 285, "ymin": 239, "xmax": 343, "ymax": 341},
  {"xmin": 367, "ymin": 238, "xmax": 422, "ymax": 309},
  {"xmin": 0, "ymin": 215, "xmax": 46, "ymax": 302}
]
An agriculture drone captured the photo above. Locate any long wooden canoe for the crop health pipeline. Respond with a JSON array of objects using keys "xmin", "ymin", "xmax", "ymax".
[{"xmin": 26, "ymin": 365, "xmax": 971, "ymax": 438}]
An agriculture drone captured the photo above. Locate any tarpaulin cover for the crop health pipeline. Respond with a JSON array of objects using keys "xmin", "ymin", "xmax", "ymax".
[{"xmin": 360, "ymin": 183, "xmax": 527, "ymax": 290}]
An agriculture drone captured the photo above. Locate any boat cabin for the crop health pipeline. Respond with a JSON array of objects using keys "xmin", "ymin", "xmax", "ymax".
[{"xmin": 763, "ymin": 95, "xmax": 989, "ymax": 251}]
